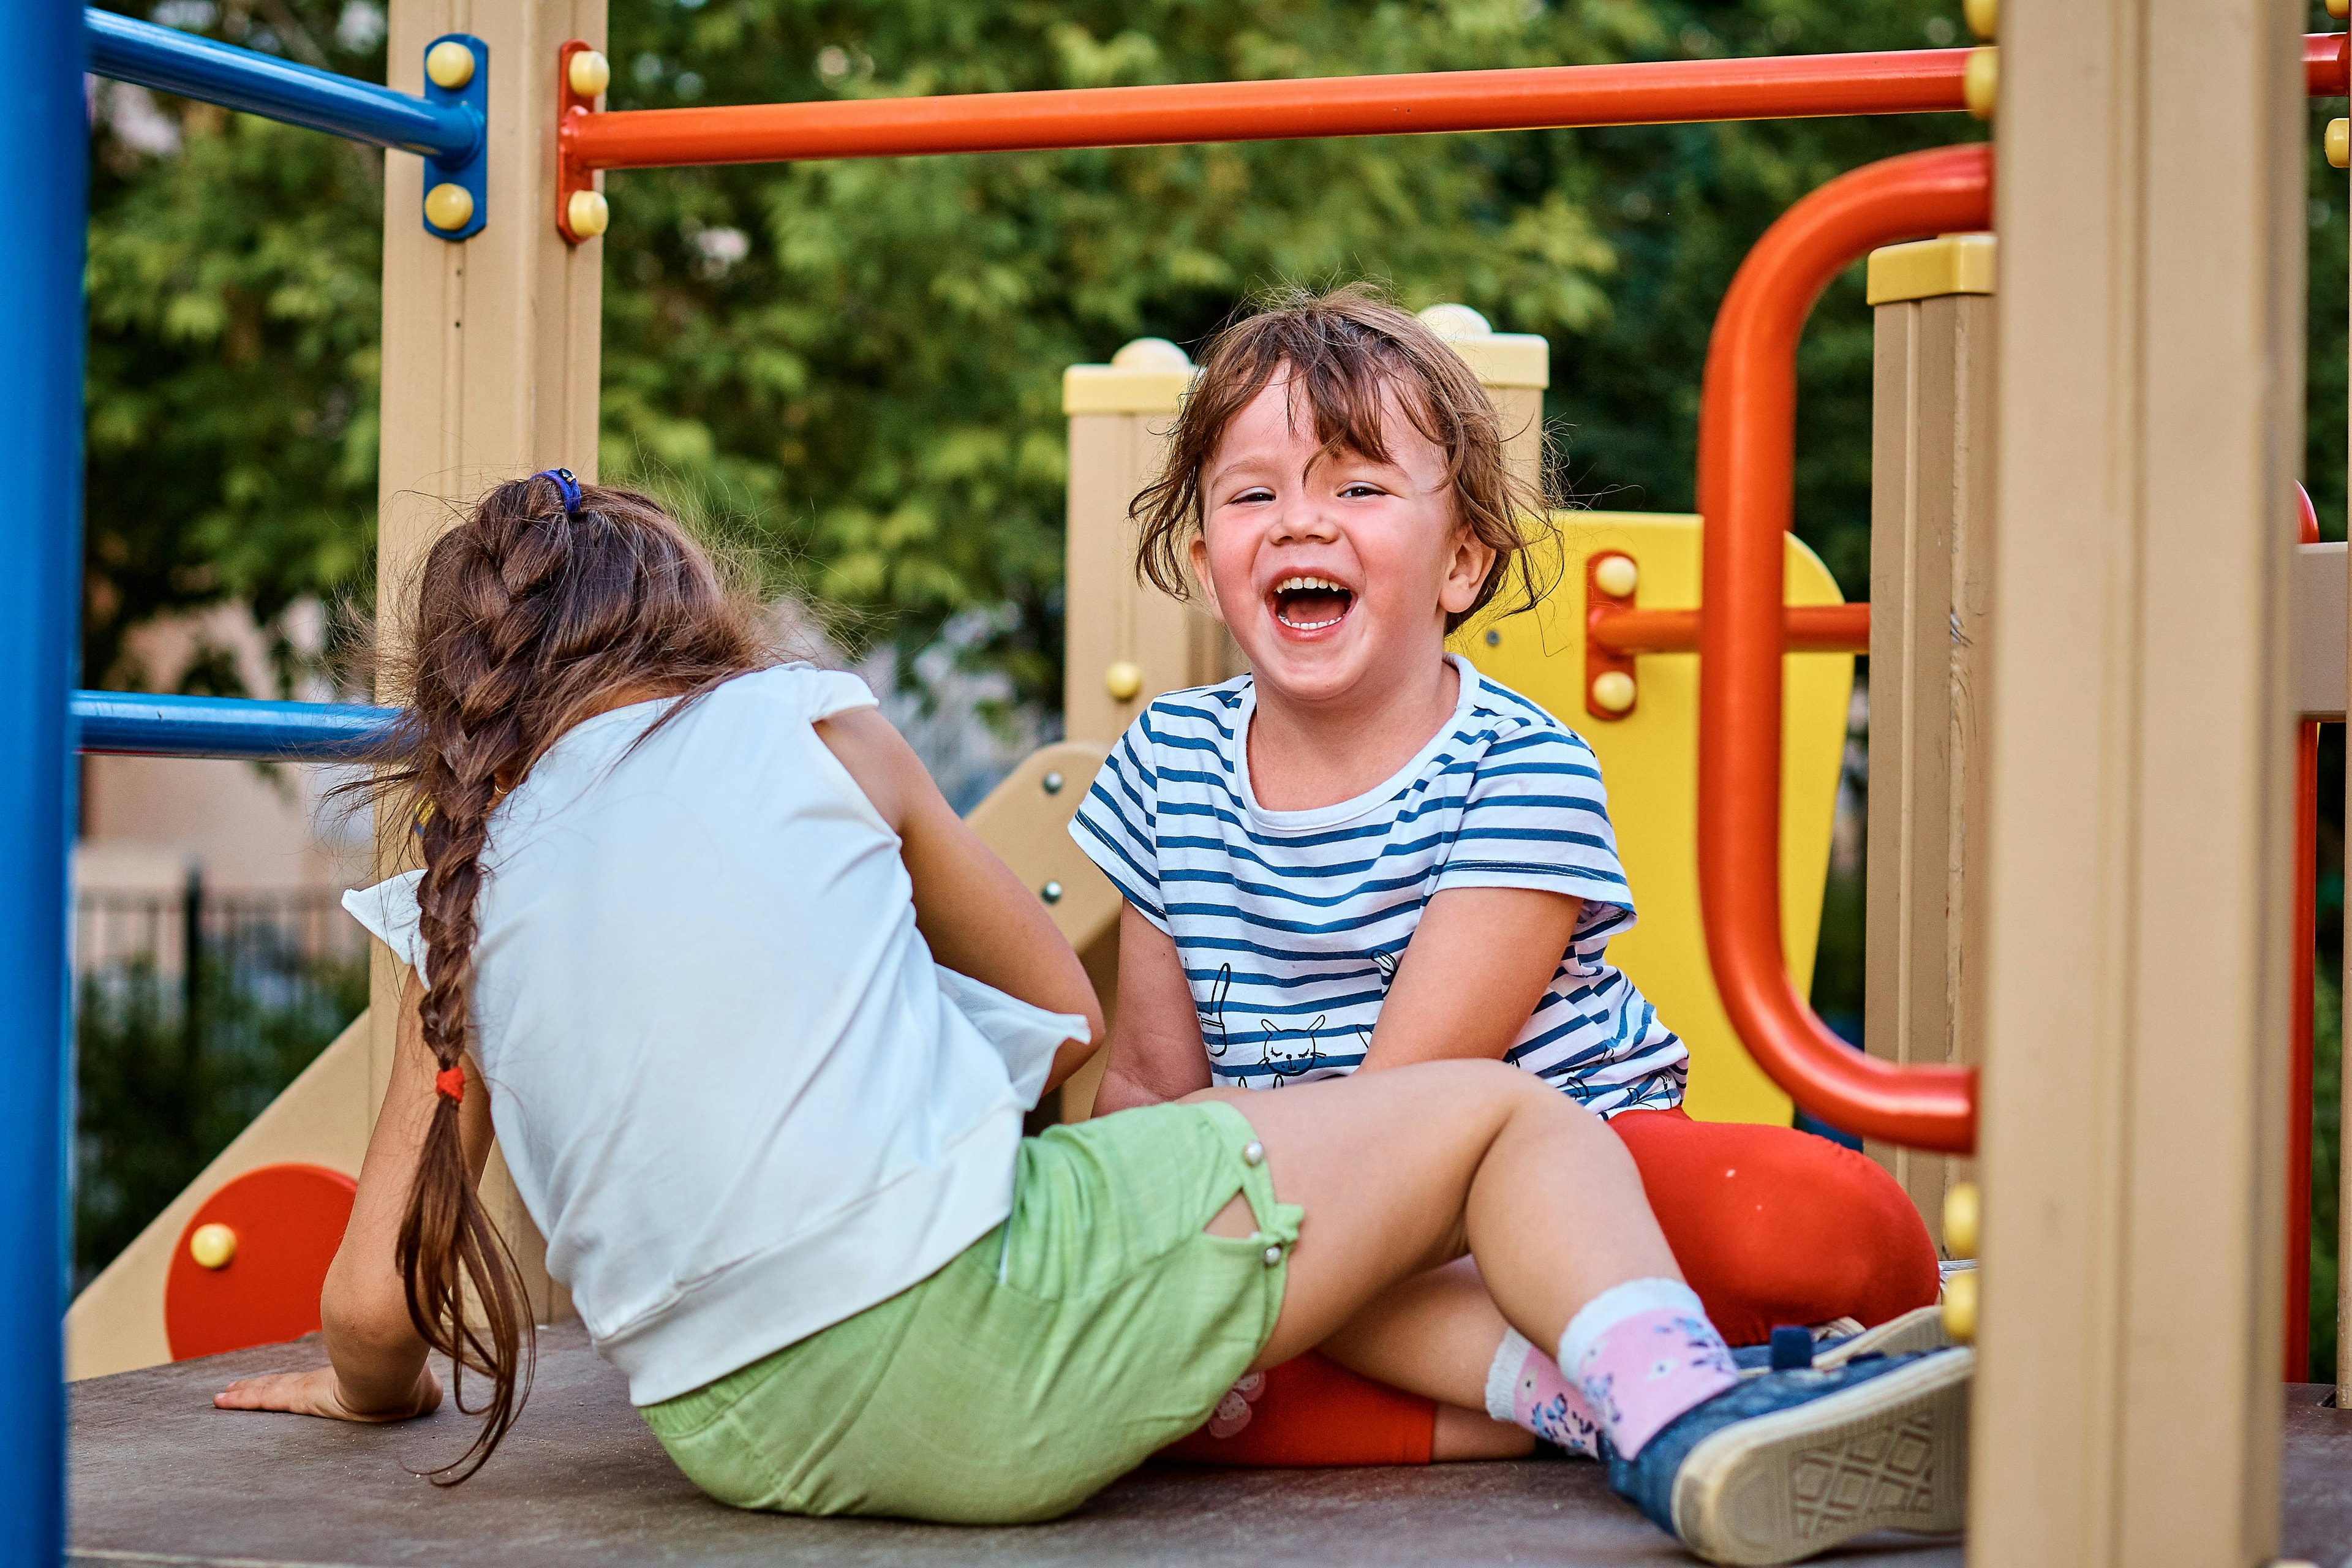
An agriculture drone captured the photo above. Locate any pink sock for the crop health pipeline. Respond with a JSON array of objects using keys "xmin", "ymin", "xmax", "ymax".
[
  {"xmin": 1558, "ymin": 1278, "xmax": 1740, "ymax": 1459},
  {"xmin": 1484, "ymin": 1329, "xmax": 1602, "ymax": 1456}
]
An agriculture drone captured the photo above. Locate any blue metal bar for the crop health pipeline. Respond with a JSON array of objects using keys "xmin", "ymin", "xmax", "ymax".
[
  {"xmin": 86, "ymin": 7, "xmax": 479, "ymax": 160},
  {"xmin": 75, "ymin": 692, "xmax": 402, "ymax": 761},
  {"xmin": 1, "ymin": 0, "xmax": 84, "ymax": 1558}
]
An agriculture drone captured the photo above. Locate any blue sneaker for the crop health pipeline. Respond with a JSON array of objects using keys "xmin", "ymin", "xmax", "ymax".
[
  {"xmin": 1608, "ymin": 1346, "xmax": 1972, "ymax": 1566},
  {"xmin": 1728, "ymin": 1305, "xmax": 1952, "ymax": 1374}
]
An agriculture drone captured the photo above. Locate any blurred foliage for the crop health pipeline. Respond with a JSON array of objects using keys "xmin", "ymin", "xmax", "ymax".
[{"xmin": 88, "ymin": 0, "xmax": 1997, "ymax": 706}]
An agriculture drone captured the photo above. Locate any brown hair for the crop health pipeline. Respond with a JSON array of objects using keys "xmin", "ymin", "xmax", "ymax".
[
  {"xmin": 371, "ymin": 473, "xmax": 777, "ymax": 1480},
  {"xmin": 1129, "ymin": 284, "xmax": 1554, "ymax": 633}
]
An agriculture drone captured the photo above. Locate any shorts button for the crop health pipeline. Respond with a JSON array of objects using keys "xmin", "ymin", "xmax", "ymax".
[
  {"xmin": 1262, "ymin": 1245, "xmax": 1284, "ymax": 1267},
  {"xmin": 1242, "ymin": 1141, "xmax": 1265, "ymax": 1166}
]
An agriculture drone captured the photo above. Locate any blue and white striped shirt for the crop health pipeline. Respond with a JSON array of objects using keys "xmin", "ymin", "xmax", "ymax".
[{"xmin": 1070, "ymin": 655, "xmax": 1687, "ymax": 1115}]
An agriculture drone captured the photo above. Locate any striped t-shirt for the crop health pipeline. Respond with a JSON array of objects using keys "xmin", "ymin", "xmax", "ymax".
[{"xmin": 1069, "ymin": 654, "xmax": 1687, "ymax": 1115}]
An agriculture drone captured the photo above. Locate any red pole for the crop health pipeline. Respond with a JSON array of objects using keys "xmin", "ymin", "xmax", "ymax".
[
  {"xmin": 1696, "ymin": 143, "xmax": 1990, "ymax": 1153},
  {"xmin": 565, "ymin": 49, "xmax": 1971, "ymax": 170},
  {"xmin": 2289, "ymin": 481, "xmax": 2320, "ymax": 1381}
]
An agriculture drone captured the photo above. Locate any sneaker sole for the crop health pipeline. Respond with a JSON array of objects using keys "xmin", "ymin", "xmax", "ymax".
[
  {"xmin": 1670, "ymin": 1348, "xmax": 1972, "ymax": 1567},
  {"xmin": 1813, "ymin": 1304, "xmax": 1951, "ymax": 1368}
]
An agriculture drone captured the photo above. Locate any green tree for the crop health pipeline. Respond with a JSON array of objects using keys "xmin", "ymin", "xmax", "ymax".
[{"xmin": 88, "ymin": 0, "xmax": 1996, "ymax": 705}]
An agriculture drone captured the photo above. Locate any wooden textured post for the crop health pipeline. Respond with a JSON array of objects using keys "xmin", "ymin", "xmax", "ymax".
[
  {"xmin": 1970, "ymin": 2, "xmax": 2302, "ymax": 1562},
  {"xmin": 372, "ymin": 0, "xmax": 608, "ymax": 1324},
  {"xmin": 1860, "ymin": 235, "xmax": 1994, "ymax": 1243}
]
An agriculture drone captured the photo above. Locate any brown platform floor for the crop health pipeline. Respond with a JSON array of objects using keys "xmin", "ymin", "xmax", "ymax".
[{"xmin": 63, "ymin": 1320, "xmax": 2352, "ymax": 1567}]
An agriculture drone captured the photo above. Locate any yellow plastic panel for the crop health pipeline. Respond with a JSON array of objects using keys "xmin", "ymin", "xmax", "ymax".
[{"xmin": 1452, "ymin": 512, "xmax": 1854, "ymax": 1126}]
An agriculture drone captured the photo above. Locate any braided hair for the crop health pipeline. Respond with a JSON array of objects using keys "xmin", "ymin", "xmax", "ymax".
[{"xmin": 379, "ymin": 473, "xmax": 774, "ymax": 1480}]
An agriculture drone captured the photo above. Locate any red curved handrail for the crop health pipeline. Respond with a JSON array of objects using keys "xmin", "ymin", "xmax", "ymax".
[{"xmin": 1696, "ymin": 143, "xmax": 1991, "ymax": 1153}]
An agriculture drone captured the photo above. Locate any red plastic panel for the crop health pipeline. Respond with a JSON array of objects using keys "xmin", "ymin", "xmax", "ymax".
[{"xmin": 164, "ymin": 1162, "xmax": 356, "ymax": 1362}]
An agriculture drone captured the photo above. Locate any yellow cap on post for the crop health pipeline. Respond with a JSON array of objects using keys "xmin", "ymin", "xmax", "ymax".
[
  {"xmin": 1941, "ymin": 1268, "xmax": 1977, "ymax": 1344},
  {"xmin": 1963, "ymin": 47, "xmax": 1997, "ymax": 121},
  {"xmin": 1962, "ymin": 0, "xmax": 1997, "ymax": 40},
  {"xmin": 189, "ymin": 1222, "xmax": 238, "ymax": 1270},
  {"xmin": 1104, "ymin": 661, "xmax": 1145, "ymax": 703},
  {"xmin": 568, "ymin": 48, "xmax": 612, "ymax": 97},
  {"xmin": 424, "ymin": 39, "xmax": 476, "ymax": 89},
  {"xmin": 424, "ymin": 183, "xmax": 475, "ymax": 232},
  {"xmin": 2331, "ymin": 0, "xmax": 2348, "ymax": 21},
  {"xmin": 1592, "ymin": 555, "xmax": 1638, "ymax": 599},
  {"xmin": 1942, "ymin": 1181, "xmax": 1980, "ymax": 1259},
  {"xmin": 2329, "ymin": 119, "xmax": 2350, "ymax": 172},
  {"xmin": 1590, "ymin": 671, "xmax": 1636, "ymax": 714},
  {"xmin": 567, "ymin": 189, "xmax": 611, "ymax": 239}
]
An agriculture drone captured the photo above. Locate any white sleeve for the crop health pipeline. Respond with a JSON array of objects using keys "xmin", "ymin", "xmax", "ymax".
[
  {"xmin": 933, "ymin": 965, "xmax": 1091, "ymax": 1112},
  {"xmin": 342, "ymin": 870, "xmax": 428, "ymax": 982}
]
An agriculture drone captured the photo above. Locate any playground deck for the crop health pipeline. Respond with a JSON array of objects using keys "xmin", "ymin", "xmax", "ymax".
[{"xmin": 62, "ymin": 1322, "xmax": 2352, "ymax": 1567}]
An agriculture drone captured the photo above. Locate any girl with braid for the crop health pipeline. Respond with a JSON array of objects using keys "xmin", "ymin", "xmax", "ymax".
[{"xmin": 216, "ymin": 469, "xmax": 1969, "ymax": 1566}]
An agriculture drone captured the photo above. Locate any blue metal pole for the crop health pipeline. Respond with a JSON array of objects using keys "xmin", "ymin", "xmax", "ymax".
[
  {"xmin": 86, "ymin": 7, "xmax": 478, "ymax": 160},
  {"xmin": 0, "ymin": 0, "xmax": 84, "ymax": 1559},
  {"xmin": 73, "ymin": 692, "xmax": 402, "ymax": 762}
]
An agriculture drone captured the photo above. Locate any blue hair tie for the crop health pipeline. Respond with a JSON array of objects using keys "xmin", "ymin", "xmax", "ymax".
[{"xmin": 532, "ymin": 467, "xmax": 583, "ymax": 518}]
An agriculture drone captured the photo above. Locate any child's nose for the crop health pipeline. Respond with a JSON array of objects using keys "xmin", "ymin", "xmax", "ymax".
[{"xmin": 1267, "ymin": 499, "xmax": 1337, "ymax": 545}]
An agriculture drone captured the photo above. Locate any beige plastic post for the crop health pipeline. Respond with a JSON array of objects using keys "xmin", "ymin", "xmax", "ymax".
[
  {"xmin": 1970, "ymin": 1, "xmax": 2302, "ymax": 1562},
  {"xmin": 1860, "ymin": 235, "xmax": 1994, "ymax": 1244},
  {"xmin": 371, "ymin": 0, "xmax": 608, "ymax": 1325}
]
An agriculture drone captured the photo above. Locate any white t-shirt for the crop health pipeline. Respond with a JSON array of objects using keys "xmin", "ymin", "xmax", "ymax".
[{"xmin": 342, "ymin": 665, "xmax": 1088, "ymax": 1406}]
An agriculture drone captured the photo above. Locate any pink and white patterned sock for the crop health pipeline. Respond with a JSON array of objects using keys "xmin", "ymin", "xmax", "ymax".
[
  {"xmin": 1558, "ymin": 1278, "xmax": 1740, "ymax": 1460},
  {"xmin": 1483, "ymin": 1328, "xmax": 1602, "ymax": 1457}
]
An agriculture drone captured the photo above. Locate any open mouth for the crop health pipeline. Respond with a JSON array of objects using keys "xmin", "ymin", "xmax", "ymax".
[{"xmin": 1270, "ymin": 575, "xmax": 1355, "ymax": 632}]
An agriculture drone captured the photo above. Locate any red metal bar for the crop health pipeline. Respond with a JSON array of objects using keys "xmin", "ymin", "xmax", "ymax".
[
  {"xmin": 2308, "ymin": 30, "xmax": 2348, "ymax": 97},
  {"xmin": 1591, "ymin": 601, "xmax": 1868, "ymax": 656},
  {"xmin": 1697, "ymin": 143, "xmax": 1989, "ymax": 1154},
  {"xmin": 565, "ymin": 50, "xmax": 1971, "ymax": 171},
  {"xmin": 2288, "ymin": 481, "xmax": 2320, "ymax": 1381}
]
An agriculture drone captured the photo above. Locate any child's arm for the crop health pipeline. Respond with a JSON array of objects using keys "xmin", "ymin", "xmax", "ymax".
[
  {"xmin": 1090, "ymin": 902, "xmax": 1214, "ymax": 1115},
  {"xmin": 816, "ymin": 707, "xmax": 1103, "ymax": 1089},
  {"xmin": 1355, "ymin": 887, "xmax": 1583, "ymax": 1073},
  {"xmin": 214, "ymin": 981, "xmax": 494, "ymax": 1419}
]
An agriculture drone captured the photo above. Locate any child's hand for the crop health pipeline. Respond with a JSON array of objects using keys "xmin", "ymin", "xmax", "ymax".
[{"xmin": 214, "ymin": 1362, "xmax": 442, "ymax": 1423}]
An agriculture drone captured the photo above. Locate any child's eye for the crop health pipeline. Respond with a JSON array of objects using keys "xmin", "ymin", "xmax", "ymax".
[
  {"xmin": 1339, "ymin": 482, "xmax": 1386, "ymax": 499},
  {"xmin": 1229, "ymin": 486, "xmax": 1275, "ymax": 505}
]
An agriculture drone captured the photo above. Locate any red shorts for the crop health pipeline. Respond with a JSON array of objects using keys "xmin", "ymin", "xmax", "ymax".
[{"xmin": 1159, "ymin": 1106, "xmax": 1940, "ymax": 1467}]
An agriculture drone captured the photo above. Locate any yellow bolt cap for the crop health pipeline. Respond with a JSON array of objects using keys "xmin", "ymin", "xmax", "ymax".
[
  {"xmin": 567, "ymin": 189, "xmax": 611, "ymax": 239},
  {"xmin": 424, "ymin": 182, "xmax": 475, "ymax": 232},
  {"xmin": 189, "ymin": 1222, "xmax": 238, "ymax": 1270},
  {"xmin": 1105, "ymin": 660, "xmax": 1145, "ymax": 703},
  {"xmin": 568, "ymin": 48, "xmax": 612, "ymax": 98},
  {"xmin": 1592, "ymin": 554, "xmax": 1638, "ymax": 598},
  {"xmin": 1963, "ymin": 47, "xmax": 1997, "ymax": 121},
  {"xmin": 1943, "ymin": 1180, "xmax": 1980, "ymax": 1259},
  {"xmin": 2331, "ymin": 0, "xmax": 2348, "ymax": 20},
  {"xmin": 1962, "ymin": 0, "xmax": 1997, "ymax": 41},
  {"xmin": 425, "ymin": 39, "xmax": 476, "ymax": 89},
  {"xmin": 1590, "ymin": 671, "xmax": 1636, "ymax": 714},
  {"xmin": 2330, "ymin": 120, "xmax": 2350, "ymax": 172},
  {"xmin": 1941, "ymin": 1267, "xmax": 1977, "ymax": 1344}
]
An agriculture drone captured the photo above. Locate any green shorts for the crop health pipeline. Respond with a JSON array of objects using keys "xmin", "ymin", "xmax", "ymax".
[{"xmin": 640, "ymin": 1099, "xmax": 1300, "ymax": 1524}]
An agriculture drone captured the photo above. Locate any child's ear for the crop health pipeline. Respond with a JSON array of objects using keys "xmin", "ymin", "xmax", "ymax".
[
  {"xmin": 1439, "ymin": 526, "xmax": 1496, "ymax": 618},
  {"xmin": 1188, "ymin": 533, "xmax": 1229, "ymax": 624}
]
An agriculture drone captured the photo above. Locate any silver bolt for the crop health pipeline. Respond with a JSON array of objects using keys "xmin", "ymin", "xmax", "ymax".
[
  {"xmin": 1041, "ymin": 881, "xmax": 1063, "ymax": 905},
  {"xmin": 1484, "ymin": 629, "xmax": 1501, "ymax": 647},
  {"xmin": 1042, "ymin": 771, "xmax": 1065, "ymax": 794},
  {"xmin": 1262, "ymin": 1245, "xmax": 1284, "ymax": 1267},
  {"xmin": 1242, "ymin": 1140, "xmax": 1264, "ymax": 1166}
]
